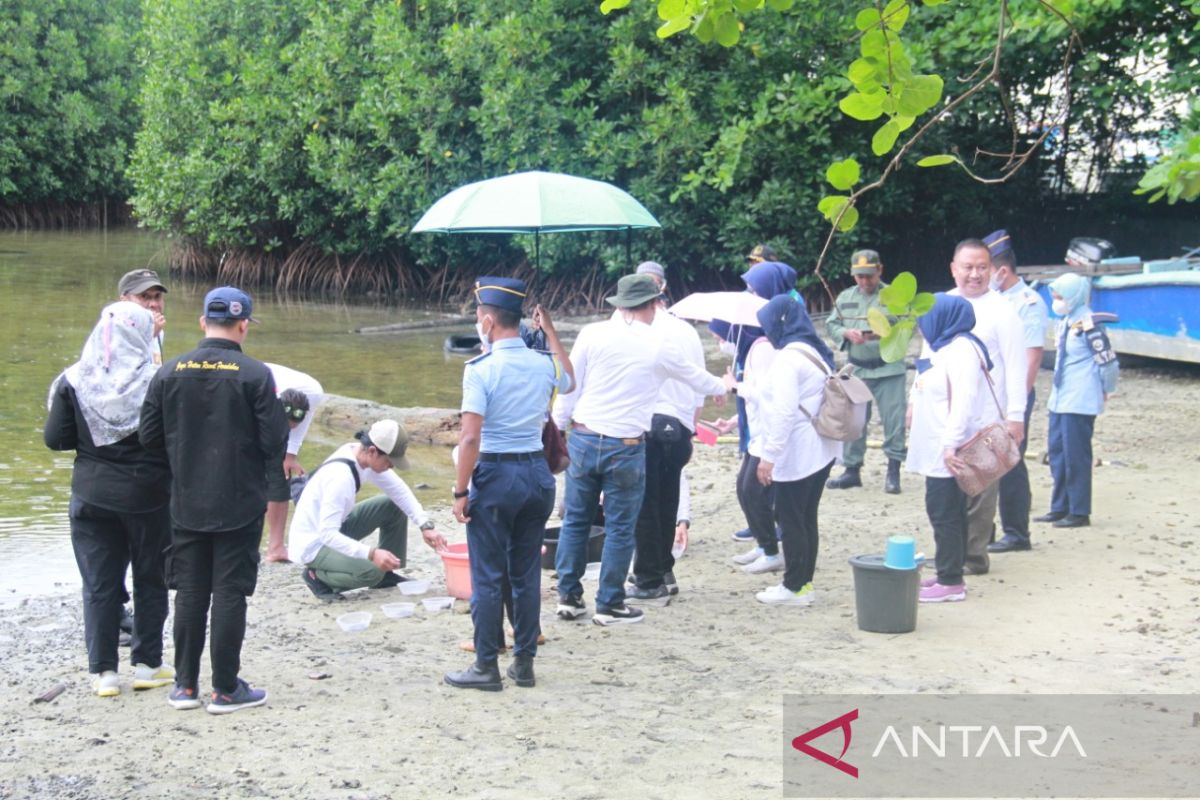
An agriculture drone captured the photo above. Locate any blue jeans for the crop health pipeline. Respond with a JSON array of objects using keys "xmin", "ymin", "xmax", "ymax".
[{"xmin": 555, "ymin": 430, "xmax": 646, "ymax": 610}]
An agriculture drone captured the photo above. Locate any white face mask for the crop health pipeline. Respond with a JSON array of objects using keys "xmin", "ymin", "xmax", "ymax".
[
  {"xmin": 988, "ymin": 274, "xmax": 1004, "ymax": 292},
  {"xmin": 475, "ymin": 316, "xmax": 493, "ymax": 349},
  {"xmin": 1051, "ymin": 299, "xmax": 1069, "ymax": 316},
  {"xmin": 719, "ymin": 340, "xmax": 737, "ymax": 356}
]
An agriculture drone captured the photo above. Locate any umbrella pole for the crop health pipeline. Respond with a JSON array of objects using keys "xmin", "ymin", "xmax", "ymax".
[
  {"xmin": 536, "ymin": 230, "xmax": 540, "ymax": 270},
  {"xmin": 625, "ymin": 227, "xmax": 631, "ymax": 269}
]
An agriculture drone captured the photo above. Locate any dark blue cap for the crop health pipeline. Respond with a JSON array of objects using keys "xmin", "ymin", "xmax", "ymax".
[
  {"xmin": 203, "ymin": 286, "xmax": 257, "ymax": 322},
  {"xmin": 983, "ymin": 229, "xmax": 1012, "ymax": 258},
  {"xmin": 473, "ymin": 276, "xmax": 527, "ymax": 315}
]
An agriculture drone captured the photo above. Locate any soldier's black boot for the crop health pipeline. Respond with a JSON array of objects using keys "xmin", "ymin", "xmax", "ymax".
[
  {"xmin": 506, "ymin": 655, "xmax": 536, "ymax": 688},
  {"xmin": 826, "ymin": 467, "xmax": 862, "ymax": 490},
  {"xmin": 885, "ymin": 459, "xmax": 902, "ymax": 494}
]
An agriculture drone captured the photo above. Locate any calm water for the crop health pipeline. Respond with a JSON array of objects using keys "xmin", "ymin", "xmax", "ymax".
[{"xmin": 0, "ymin": 230, "xmax": 475, "ymax": 600}]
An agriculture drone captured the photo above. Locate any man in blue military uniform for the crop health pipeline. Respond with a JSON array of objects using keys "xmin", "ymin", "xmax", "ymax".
[
  {"xmin": 444, "ymin": 277, "xmax": 573, "ymax": 691},
  {"xmin": 984, "ymin": 230, "xmax": 1048, "ymax": 553}
]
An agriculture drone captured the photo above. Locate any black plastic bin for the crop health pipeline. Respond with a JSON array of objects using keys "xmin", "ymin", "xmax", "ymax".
[
  {"xmin": 848, "ymin": 554, "xmax": 919, "ymax": 634},
  {"xmin": 542, "ymin": 525, "xmax": 605, "ymax": 570}
]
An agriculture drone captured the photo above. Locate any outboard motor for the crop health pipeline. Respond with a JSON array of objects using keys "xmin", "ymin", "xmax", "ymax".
[{"xmin": 1065, "ymin": 237, "xmax": 1117, "ymax": 269}]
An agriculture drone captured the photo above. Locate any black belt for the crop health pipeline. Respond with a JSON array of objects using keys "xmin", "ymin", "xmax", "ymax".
[
  {"xmin": 849, "ymin": 355, "xmax": 887, "ymax": 370},
  {"xmin": 478, "ymin": 450, "xmax": 545, "ymax": 463}
]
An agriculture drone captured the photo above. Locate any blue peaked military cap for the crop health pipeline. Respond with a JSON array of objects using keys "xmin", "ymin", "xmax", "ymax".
[
  {"xmin": 983, "ymin": 229, "xmax": 1012, "ymax": 258},
  {"xmin": 473, "ymin": 276, "xmax": 527, "ymax": 315}
]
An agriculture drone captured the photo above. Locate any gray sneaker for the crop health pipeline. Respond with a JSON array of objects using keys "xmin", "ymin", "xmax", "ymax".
[{"xmin": 625, "ymin": 584, "xmax": 670, "ymax": 607}]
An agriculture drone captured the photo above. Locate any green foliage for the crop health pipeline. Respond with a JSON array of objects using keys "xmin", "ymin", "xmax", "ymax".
[
  {"xmin": 867, "ymin": 271, "xmax": 934, "ymax": 362},
  {"xmin": 0, "ymin": 0, "xmax": 142, "ymax": 204},
  {"xmin": 1134, "ymin": 102, "xmax": 1200, "ymax": 204}
]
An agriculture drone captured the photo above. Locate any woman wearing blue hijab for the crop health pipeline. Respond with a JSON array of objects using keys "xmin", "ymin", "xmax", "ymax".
[
  {"xmin": 907, "ymin": 293, "xmax": 999, "ymax": 603},
  {"xmin": 728, "ymin": 294, "xmax": 840, "ymax": 606},
  {"xmin": 1033, "ymin": 273, "xmax": 1118, "ymax": 528}
]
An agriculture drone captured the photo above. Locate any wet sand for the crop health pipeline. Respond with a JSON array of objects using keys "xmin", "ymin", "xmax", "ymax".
[{"xmin": 2, "ymin": 362, "xmax": 1198, "ymax": 799}]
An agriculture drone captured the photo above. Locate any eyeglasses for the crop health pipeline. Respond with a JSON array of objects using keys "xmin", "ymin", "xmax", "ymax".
[{"xmin": 282, "ymin": 404, "xmax": 307, "ymax": 421}]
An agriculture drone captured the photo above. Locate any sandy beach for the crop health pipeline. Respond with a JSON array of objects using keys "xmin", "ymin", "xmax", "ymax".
[{"xmin": 2, "ymin": 360, "xmax": 1198, "ymax": 800}]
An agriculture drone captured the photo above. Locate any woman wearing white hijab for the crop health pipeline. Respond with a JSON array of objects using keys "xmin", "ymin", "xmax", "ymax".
[{"xmin": 45, "ymin": 301, "xmax": 175, "ymax": 698}]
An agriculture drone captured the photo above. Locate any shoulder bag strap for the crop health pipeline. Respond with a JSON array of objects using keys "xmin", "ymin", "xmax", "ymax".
[
  {"xmin": 793, "ymin": 346, "xmax": 832, "ymax": 420},
  {"xmin": 310, "ymin": 457, "xmax": 361, "ymax": 493},
  {"xmin": 943, "ymin": 341, "xmax": 1005, "ymax": 421}
]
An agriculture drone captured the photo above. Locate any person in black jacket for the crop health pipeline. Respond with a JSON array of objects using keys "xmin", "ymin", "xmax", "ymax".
[
  {"xmin": 140, "ymin": 286, "xmax": 288, "ymax": 715},
  {"xmin": 45, "ymin": 301, "xmax": 175, "ymax": 698}
]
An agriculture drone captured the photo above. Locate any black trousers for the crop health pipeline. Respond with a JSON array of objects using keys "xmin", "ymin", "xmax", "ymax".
[
  {"xmin": 69, "ymin": 498, "xmax": 170, "ymax": 674},
  {"xmin": 170, "ymin": 521, "xmax": 261, "ymax": 693},
  {"xmin": 773, "ymin": 461, "xmax": 834, "ymax": 591},
  {"xmin": 998, "ymin": 389, "xmax": 1035, "ymax": 543},
  {"xmin": 737, "ymin": 453, "xmax": 777, "ymax": 555},
  {"xmin": 632, "ymin": 428, "xmax": 693, "ymax": 589},
  {"xmin": 926, "ymin": 476, "xmax": 968, "ymax": 585}
]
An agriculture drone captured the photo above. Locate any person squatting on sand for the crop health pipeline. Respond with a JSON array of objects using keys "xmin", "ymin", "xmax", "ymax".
[
  {"xmin": 291, "ymin": 419, "xmax": 446, "ymax": 600},
  {"xmin": 45, "ymin": 301, "xmax": 175, "ymax": 698}
]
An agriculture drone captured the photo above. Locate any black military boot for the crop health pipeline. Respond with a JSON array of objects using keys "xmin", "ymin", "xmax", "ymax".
[
  {"xmin": 826, "ymin": 467, "xmax": 862, "ymax": 490},
  {"xmin": 444, "ymin": 661, "xmax": 503, "ymax": 692},
  {"xmin": 885, "ymin": 459, "xmax": 902, "ymax": 494},
  {"xmin": 506, "ymin": 655, "xmax": 536, "ymax": 688}
]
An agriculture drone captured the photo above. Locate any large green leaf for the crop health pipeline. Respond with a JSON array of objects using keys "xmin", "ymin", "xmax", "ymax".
[
  {"xmin": 897, "ymin": 74, "xmax": 944, "ymax": 116},
  {"xmin": 817, "ymin": 194, "xmax": 849, "ymax": 219},
  {"xmin": 826, "ymin": 158, "xmax": 861, "ymax": 190},
  {"xmin": 879, "ymin": 328, "xmax": 911, "ymax": 363},
  {"xmin": 890, "ymin": 271, "xmax": 918, "ymax": 301},
  {"xmin": 847, "ymin": 58, "xmax": 880, "ymax": 87},
  {"xmin": 911, "ymin": 291, "xmax": 936, "ymax": 315},
  {"xmin": 839, "ymin": 91, "xmax": 885, "ymax": 121},
  {"xmin": 855, "ymin": 8, "xmax": 881, "ymax": 30},
  {"xmin": 917, "ymin": 154, "xmax": 957, "ymax": 167},
  {"xmin": 882, "ymin": 0, "xmax": 911, "ymax": 31},
  {"xmin": 867, "ymin": 306, "xmax": 892, "ymax": 337},
  {"xmin": 657, "ymin": 15, "xmax": 692, "ymax": 38},
  {"xmin": 658, "ymin": 0, "xmax": 686, "ymax": 20},
  {"xmin": 715, "ymin": 12, "xmax": 741, "ymax": 46},
  {"xmin": 836, "ymin": 205, "xmax": 860, "ymax": 232},
  {"xmin": 871, "ymin": 119, "xmax": 901, "ymax": 155},
  {"xmin": 600, "ymin": 0, "xmax": 633, "ymax": 13}
]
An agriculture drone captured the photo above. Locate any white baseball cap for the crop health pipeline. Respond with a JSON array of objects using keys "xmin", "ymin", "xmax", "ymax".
[{"xmin": 359, "ymin": 419, "xmax": 410, "ymax": 469}]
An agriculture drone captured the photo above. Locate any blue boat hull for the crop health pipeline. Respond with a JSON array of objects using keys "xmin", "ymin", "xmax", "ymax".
[{"xmin": 1034, "ymin": 267, "xmax": 1200, "ymax": 364}]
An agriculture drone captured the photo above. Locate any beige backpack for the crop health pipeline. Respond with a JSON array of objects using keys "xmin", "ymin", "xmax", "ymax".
[{"xmin": 794, "ymin": 348, "xmax": 876, "ymax": 442}]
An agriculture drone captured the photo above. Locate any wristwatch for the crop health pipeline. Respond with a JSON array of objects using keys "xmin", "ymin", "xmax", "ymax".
[
  {"xmin": 419, "ymin": 520, "xmax": 437, "ymax": 531},
  {"xmin": 452, "ymin": 488, "xmax": 469, "ymax": 500}
]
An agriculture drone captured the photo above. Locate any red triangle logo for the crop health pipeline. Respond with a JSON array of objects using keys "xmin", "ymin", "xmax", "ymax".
[{"xmin": 791, "ymin": 708, "xmax": 859, "ymax": 778}]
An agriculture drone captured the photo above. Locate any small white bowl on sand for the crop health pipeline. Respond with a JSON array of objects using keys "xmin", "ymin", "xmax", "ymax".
[
  {"xmin": 421, "ymin": 596, "xmax": 453, "ymax": 613},
  {"xmin": 397, "ymin": 579, "xmax": 430, "ymax": 596},
  {"xmin": 381, "ymin": 602, "xmax": 415, "ymax": 619},
  {"xmin": 583, "ymin": 562, "xmax": 602, "ymax": 582},
  {"xmin": 336, "ymin": 611, "xmax": 372, "ymax": 632}
]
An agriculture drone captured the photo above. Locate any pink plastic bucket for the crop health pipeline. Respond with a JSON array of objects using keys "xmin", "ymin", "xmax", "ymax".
[{"xmin": 439, "ymin": 543, "xmax": 472, "ymax": 600}]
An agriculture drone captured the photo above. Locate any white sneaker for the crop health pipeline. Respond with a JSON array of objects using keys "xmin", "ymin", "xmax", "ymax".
[
  {"xmin": 756, "ymin": 582, "xmax": 816, "ymax": 606},
  {"xmin": 732, "ymin": 546, "xmax": 764, "ymax": 565},
  {"xmin": 742, "ymin": 553, "xmax": 784, "ymax": 574},
  {"xmin": 93, "ymin": 671, "xmax": 120, "ymax": 697},
  {"xmin": 133, "ymin": 663, "xmax": 176, "ymax": 690}
]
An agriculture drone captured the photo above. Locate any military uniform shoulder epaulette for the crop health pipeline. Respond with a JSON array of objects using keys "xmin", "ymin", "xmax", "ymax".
[
  {"xmin": 465, "ymin": 351, "xmax": 492, "ymax": 366},
  {"xmin": 1022, "ymin": 290, "xmax": 1040, "ymax": 305}
]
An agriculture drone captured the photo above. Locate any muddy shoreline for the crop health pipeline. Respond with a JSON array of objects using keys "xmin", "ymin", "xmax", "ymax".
[{"xmin": 2, "ymin": 361, "xmax": 1198, "ymax": 799}]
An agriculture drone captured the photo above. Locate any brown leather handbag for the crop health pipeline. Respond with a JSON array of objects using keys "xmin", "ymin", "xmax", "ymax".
[
  {"xmin": 949, "ymin": 351, "xmax": 1020, "ymax": 497},
  {"xmin": 542, "ymin": 417, "xmax": 569, "ymax": 474}
]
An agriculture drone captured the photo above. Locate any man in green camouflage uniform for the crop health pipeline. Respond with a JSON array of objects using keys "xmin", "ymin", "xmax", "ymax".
[{"xmin": 824, "ymin": 249, "xmax": 908, "ymax": 494}]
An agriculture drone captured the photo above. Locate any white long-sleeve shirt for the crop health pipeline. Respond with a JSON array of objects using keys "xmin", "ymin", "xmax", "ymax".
[
  {"xmin": 287, "ymin": 443, "xmax": 430, "ymax": 565},
  {"xmin": 738, "ymin": 338, "xmax": 776, "ymax": 458},
  {"xmin": 552, "ymin": 315, "xmax": 725, "ymax": 438},
  {"xmin": 906, "ymin": 337, "xmax": 1001, "ymax": 478},
  {"xmin": 267, "ymin": 362, "xmax": 326, "ymax": 456},
  {"xmin": 758, "ymin": 343, "xmax": 843, "ymax": 482},
  {"xmin": 947, "ymin": 289, "xmax": 1028, "ymax": 421},
  {"xmin": 652, "ymin": 310, "xmax": 708, "ymax": 429}
]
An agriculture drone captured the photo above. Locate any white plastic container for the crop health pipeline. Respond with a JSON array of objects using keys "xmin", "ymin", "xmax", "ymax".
[
  {"xmin": 583, "ymin": 562, "xmax": 602, "ymax": 581},
  {"xmin": 421, "ymin": 596, "xmax": 453, "ymax": 613},
  {"xmin": 336, "ymin": 611, "xmax": 372, "ymax": 632},
  {"xmin": 397, "ymin": 579, "xmax": 430, "ymax": 596},
  {"xmin": 380, "ymin": 602, "xmax": 415, "ymax": 619}
]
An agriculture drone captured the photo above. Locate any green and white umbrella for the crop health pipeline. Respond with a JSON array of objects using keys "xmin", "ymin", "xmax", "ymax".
[{"xmin": 411, "ymin": 170, "xmax": 660, "ymax": 266}]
